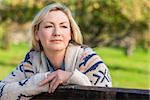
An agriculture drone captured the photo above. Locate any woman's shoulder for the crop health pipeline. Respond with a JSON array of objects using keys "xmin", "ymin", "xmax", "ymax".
[
  {"xmin": 80, "ymin": 45, "xmax": 95, "ymax": 54},
  {"xmin": 23, "ymin": 49, "xmax": 41, "ymax": 63},
  {"xmin": 22, "ymin": 50, "xmax": 43, "ymax": 73},
  {"xmin": 78, "ymin": 45, "xmax": 103, "ymax": 62}
]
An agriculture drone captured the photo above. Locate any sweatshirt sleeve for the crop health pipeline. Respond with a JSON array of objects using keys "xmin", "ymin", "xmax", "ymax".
[
  {"xmin": 68, "ymin": 47, "xmax": 112, "ymax": 87},
  {"xmin": 66, "ymin": 69, "xmax": 92, "ymax": 86},
  {"xmin": 0, "ymin": 51, "xmax": 49, "ymax": 100}
]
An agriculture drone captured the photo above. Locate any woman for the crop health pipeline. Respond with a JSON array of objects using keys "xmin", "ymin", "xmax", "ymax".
[{"xmin": 0, "ymin": 3, "xmax": 112, "ymax": 100}]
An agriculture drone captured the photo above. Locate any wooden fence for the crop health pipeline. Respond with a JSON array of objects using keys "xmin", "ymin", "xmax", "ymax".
[{"xmin": 32, "ymin": 85, "xmax": 150, "ymax": 100}]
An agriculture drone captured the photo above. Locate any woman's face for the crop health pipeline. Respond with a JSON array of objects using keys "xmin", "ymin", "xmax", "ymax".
[{"xmin": 36, "ymin": 10, "xmax": 71, "ymax": 52}]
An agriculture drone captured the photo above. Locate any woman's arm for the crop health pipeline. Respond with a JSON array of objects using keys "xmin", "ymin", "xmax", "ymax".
[
  {"xmin": 68, "ymin": 47, "xmax": 112, "ymax": 87},
  {"xmin": 0, "ymin": 51, "xmax": 49, "ymax": 100}
]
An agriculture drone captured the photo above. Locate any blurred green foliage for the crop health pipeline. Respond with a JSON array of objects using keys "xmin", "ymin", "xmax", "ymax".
[{"xmin": 0, "ymin": 0, "xmax": 149, "ymax": 53}]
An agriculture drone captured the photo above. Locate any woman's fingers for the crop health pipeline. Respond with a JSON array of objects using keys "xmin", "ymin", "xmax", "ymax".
[
  {"xmin": 39, "ymin": 70, "xmax": 71, "ymax": 93},
  {"xmin": 50, "ymin": 77, "xmax": 63, "ymax": 93},
  {"xmin": 48, "ymin": 76, "xmax": 57, "ymax": 93},
  {"xmin": 49, "ymin": 70, "xmax": 71, "ymax": 93},
  {"xmin": 39, "ymin": 72, "xmax": 55, "ymax": 86}
]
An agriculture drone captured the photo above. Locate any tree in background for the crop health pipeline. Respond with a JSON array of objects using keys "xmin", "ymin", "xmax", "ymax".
[
  {"xmin": 73, "ymin": 0, "xmax": 150, "ymax": 55},
  {"xmin": 0, "ymin": 0, "xmax": 149, "ymax": 55}
]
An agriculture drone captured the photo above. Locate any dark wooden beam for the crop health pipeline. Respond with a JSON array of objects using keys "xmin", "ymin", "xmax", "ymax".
[{"xmin": 32, "ymin": 85, "xmax": 150, "ymax": 100}]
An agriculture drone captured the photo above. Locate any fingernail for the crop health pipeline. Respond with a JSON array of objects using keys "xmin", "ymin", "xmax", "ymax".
[
  {"xmin": 48, "ymin": 90, "xmax": 51, "ymax": 93},
  {"xmin": 49, "ymin": 89, "xmax": 51, "ymax": 93},
  {"xmin": 52, "ymin": 90, "xmax": 54, "ymax": 93}
]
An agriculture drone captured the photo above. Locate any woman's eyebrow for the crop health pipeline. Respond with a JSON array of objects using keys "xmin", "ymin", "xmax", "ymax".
[
  {"xmin": 60, "ymin": 22, "xmax": 69, "ymax": 25},
  {"xmin": 44, "ymin": 21, "xmax": 54, "ymax": 24}
]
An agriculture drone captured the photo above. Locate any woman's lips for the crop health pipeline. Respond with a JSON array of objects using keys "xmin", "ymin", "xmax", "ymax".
[{"xmin": 50, "ymin": 39, "xmax": 63, "ymax": 43}]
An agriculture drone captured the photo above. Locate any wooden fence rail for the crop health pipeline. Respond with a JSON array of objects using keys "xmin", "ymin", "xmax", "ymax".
[{"xmin": 32, "ymin": 85, "xmax": 150, "ymax": 100}]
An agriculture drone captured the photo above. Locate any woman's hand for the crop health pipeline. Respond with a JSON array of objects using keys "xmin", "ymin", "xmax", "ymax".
[{"xmin": 39, "ymin": 69, "xmax": 72, "ymax": 93}]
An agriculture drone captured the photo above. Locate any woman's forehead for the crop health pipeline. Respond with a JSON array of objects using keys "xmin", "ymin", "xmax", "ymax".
[{"xmin": 42, "ymin": 10, "xmax": 70, "ymax": 23}]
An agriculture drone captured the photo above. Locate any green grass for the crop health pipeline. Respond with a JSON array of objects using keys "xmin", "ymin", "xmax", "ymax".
[
  {"xmin": 0, "ymin": 43, "xmax": 149, "ymax": 90},
  {"xmin": 94, "ymin": 47, "xmax": 150, "ymax": 89},
  {"xmin": 0, "ymin": 43, "xmax": 30, "ymax": 79}
]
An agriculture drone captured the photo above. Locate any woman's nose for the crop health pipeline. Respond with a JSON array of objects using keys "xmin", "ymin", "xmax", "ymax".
[{"xmin": 53, "ymin": 27, "xmax": 61, "ymax": 36}]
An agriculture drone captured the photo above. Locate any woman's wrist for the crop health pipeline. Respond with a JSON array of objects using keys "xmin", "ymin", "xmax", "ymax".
[{"xmin": 62, "ymin": 71, "xmax": 73, "ymax": 85}]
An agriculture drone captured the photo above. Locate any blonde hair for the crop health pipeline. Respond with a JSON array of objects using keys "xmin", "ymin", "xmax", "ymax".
[{"xmin": 31, "ymin": 3, "xmax": 83, "ymax": 51}]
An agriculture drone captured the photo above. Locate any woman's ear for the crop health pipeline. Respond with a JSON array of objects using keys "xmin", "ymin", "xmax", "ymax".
[{"xmin": 35, "ymin": 30, "xmax": 40, "ymax": 41}]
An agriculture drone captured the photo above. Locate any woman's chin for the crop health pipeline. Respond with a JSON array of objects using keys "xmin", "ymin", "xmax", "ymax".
[
  {"xmin": 48, "ymin": 44, "xmax": 66, "ymax": 51},
  {"xmin": 51, "ymin": 48, "xmax": 64, "ymax": 51}
]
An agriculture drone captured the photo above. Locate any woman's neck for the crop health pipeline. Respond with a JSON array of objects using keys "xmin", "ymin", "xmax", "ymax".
[{"xmin": 44, "ymin": 49, "xmax": 65, "ymax": 70}]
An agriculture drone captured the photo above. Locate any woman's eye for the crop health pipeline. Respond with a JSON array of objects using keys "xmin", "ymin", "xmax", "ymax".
[
  {"xmin": 61, "ymin": 26, "xmax": 68, "ymax": 28},
  {"xmin": 45, "ymin": 25, "xmax": 53, "ymax": 28}
]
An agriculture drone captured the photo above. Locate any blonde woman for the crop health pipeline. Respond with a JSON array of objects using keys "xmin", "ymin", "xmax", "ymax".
[{"xmin": 0, "ymin": 3, "xmax": 112, "ymax": 100}]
